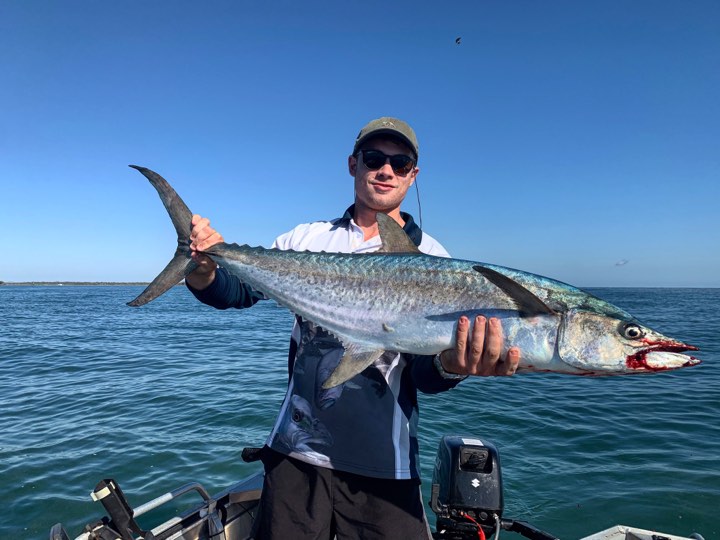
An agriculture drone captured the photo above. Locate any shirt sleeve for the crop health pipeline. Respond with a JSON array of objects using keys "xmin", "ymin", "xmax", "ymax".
[
  {"xmin": 406, "ymin": 354, "xmax": 464, "ymax": 394},
  {"xmin": 186, "ymin": 266, "xmax": 264, "ymax": 309},
  {"xmin": 418, "ymin": 232, "xmax": 450, "ymax": 258}
]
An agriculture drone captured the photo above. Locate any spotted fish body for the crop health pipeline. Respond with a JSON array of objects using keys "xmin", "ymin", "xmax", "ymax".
[
  {"xmin": 214, "ymin": 246, "xmax": 547, "ymax": 358},
  {"xmin": 128, "ymin": 166, "xmax": 700, "ymax": 388}
]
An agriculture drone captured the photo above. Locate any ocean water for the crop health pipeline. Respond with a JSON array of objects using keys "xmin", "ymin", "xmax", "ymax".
[{"xmin": 1, "ymin": 286, "xmax": 718, "ymax": 539}]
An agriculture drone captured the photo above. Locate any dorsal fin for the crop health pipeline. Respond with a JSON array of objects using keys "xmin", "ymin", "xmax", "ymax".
[
  {"xmin": 376, "ymin": 213, "xmax": 421, "ymax": 253},
  {"xmin": 473, "ymin": 265, "xmax": 556, "ymax": 316}
]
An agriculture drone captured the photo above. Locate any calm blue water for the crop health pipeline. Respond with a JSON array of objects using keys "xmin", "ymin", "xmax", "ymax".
[{"xmin": 1, "ymin": 286, "xmax": 718, "ymax": 539}]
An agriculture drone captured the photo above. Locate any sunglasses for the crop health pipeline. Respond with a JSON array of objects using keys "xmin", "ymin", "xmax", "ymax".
[{"xmin": 358, "ymin": 149, "xmax": 416, "ymax": 175}]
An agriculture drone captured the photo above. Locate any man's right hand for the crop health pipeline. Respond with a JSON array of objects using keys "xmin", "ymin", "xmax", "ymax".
[
  {"xmin": 186, "ymin": 214, "xmax": 224, "ymax": 291},
  {"xmin": 439, "ymin": 315, "xmax": 520, "ymax": 377}
]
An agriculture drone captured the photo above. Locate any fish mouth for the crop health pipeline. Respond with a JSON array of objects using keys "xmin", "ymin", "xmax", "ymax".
[{"xmin": 627, "ymin": 340, "xmax": 701, "ymax": 371}]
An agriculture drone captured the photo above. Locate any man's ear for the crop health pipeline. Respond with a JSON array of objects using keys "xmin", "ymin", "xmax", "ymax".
[
  {"xmin": 348, "ymin": 154, "xmax": 357, "ymax": 176},
  {"xmin": 409, "ymin": 167, "xmax": 419, "ymax": 186}
]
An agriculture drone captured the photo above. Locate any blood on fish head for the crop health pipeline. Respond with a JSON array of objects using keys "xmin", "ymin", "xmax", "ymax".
[
  {"xmin": 627, "ymin": 339, "xmax": 700, "ymax": 371},
  {"xmin": 558, "ymin": 309, "xmax": 700, "ymax": 374}
]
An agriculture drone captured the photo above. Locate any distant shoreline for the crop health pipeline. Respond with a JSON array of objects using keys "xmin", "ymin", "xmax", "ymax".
[{"xmin": 0, "ymin": 282, "xmax": 187, "ymax": 286}]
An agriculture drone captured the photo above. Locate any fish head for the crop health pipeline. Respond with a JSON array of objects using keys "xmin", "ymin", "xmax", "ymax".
[
  {"xmin": 558, "ymin": 309, "xmax": 700, "ymax": 374},
  {"xmin": 283, "ymin": 395, "xmax": 333, "ymax": 448}
]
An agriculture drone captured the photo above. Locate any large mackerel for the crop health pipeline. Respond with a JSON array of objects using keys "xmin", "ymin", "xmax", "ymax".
[{"xmin": 128, "ymin": 166, "xmax": 700, "ymax": 388}]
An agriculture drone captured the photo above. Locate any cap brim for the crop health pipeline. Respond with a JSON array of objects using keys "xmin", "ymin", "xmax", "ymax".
[{"xmin": 354, "ymin": 130, "xmax": 418, "ymax": 160}]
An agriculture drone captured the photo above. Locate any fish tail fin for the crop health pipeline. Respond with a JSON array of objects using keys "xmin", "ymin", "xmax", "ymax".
[{"xmin": 127, "ymin": 165, "xmax": 198, "ymax": 307}]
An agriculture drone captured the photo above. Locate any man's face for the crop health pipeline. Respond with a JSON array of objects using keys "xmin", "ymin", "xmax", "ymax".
[{"xmin": 348, "ymin": 138, "xmax": 418, "ymax": 215}]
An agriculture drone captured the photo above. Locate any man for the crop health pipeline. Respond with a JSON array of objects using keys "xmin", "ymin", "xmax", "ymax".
[{"xmin": 186, "ymin": 117, "xmax": 520, "ymax": 539}]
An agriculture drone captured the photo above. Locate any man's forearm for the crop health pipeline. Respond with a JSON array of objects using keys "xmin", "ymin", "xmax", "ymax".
[
  {"xmin": 187, "ymin": 266, "xmax": 264, "ymax": 310},
  {"xmin": 185, "ymin": 267, "xmax": 216, "ymax": 291}
]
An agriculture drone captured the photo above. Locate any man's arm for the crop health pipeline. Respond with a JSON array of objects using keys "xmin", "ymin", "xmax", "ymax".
[{"xmin": 187, "ymin": 265, "xmax": 264, "ymax": 309}]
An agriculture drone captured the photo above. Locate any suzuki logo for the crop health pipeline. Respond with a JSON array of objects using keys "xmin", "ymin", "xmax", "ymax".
[{"xmin": 471, "ymin": 478, "xmax": 481, "ymax": 488}]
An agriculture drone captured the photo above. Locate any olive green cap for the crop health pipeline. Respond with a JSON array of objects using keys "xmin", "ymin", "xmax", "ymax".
[{"xmin": 353, "ymin": 117, "xmax": 419, "ymax": 161}]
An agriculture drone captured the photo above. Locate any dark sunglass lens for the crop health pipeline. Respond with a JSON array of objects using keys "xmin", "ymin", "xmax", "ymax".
[
  {"xmin": 362, "ymin": 150, "xmax": 385, "ymax": 170},
  {"xmin": 361, "ymin": 150, "xmax": 414, "ymax": 174},
  {"xmin": 390, "ymin": 155, "xmax": 414, "ymax": 174}
]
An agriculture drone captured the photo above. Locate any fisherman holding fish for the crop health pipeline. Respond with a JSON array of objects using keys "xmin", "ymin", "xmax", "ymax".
[{"xmin": 185, "ymin": 118, "xmax": 521, "ymax": 539}]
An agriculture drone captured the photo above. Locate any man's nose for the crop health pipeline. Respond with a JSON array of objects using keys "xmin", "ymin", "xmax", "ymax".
[{"xmin": 376, "ymin": 160, "xmax": 395, "ymax": 176}]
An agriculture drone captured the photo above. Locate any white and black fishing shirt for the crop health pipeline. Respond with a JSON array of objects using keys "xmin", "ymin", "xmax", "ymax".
[{"xmin": 189, "ymin": 206, "xmax": 463, "ymax": 480}]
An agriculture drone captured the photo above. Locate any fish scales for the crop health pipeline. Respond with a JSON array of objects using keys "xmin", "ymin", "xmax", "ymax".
[
  {"xmin": 204, "ymin": 246, "xmax": 625, "ymax": 374},
  {"xmin": 212, "ymin": 248, "xmax": 447, "ymax": 348},
  {"xmin": 211, "ymin": 244, "xmax": 524, "ymax": 351}
]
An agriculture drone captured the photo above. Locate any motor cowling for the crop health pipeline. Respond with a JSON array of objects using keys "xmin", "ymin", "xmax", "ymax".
[{"xmin": 430, "ymin": 435, "xmax": 503, "ymax": 531}]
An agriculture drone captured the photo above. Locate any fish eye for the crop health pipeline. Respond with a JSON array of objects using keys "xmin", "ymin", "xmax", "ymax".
[
  {"xmin": 619, "ymin": 323, "xmax": 645, "ymax": 340},
  {"xmin": 292, "ymin": 410, "xmax": 304, "ymax": 423}
]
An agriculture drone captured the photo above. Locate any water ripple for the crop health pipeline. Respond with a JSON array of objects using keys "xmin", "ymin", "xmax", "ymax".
[{"xmin": 1, "ymin": 286, "xmax": 718, "ymax": 539}]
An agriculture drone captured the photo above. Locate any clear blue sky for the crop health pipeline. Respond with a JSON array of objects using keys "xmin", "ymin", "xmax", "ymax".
[{"xmin": 2, "ymin": 1, "xmax": 718, "ymax": 287}]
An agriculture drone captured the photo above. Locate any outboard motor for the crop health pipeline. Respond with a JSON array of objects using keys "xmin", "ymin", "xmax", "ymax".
[{"xmin": 430, "ymin": 435, "xmax": 503, "ymax": 538}]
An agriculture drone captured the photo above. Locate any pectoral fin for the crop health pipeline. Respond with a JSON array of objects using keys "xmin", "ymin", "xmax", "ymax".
[
  {"xmin": 322, "ymin": 344, "xmax": 384, "ymax": 389},
  {"xmin": 473, "ymin": 265, "xmax": 556, "ymax": 316}
]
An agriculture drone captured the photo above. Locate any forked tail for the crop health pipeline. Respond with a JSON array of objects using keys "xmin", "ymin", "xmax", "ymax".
[{"xmin": 127, "ymin": 165, "xmax": 197, "ymax": 307}]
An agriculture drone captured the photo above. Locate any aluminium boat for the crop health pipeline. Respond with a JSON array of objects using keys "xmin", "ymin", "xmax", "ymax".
[{"xmin": 49, "ymin": 435, "xmax": 705, "ymax": 540}]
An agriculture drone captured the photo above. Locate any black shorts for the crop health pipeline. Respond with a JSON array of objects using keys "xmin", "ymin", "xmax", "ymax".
[{"xmin": 254, "ymin": 447, "xmax": 432, "ymax": 540}]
